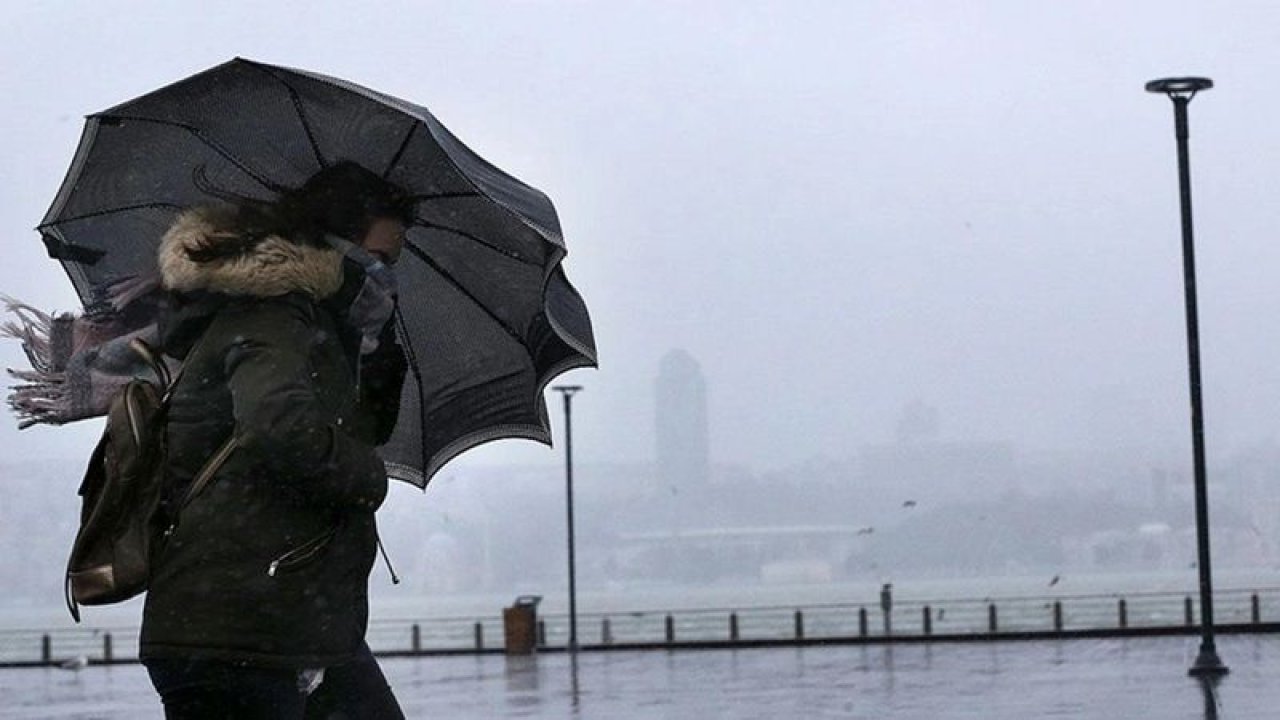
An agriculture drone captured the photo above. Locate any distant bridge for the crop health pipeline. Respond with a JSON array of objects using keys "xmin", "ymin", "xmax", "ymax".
[{"xmin": 618, "ymin": 525, "xmax": 875, "ymax": 542}]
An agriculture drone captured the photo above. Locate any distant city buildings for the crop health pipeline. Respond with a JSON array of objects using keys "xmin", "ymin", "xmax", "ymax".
[
  {"xmin": 359, "ymin": 377, "xmax": 1280, "ymax": 597},
  {"xmin": 862, "ymin": 401, "xmax": 1019, "ymax": 506}
]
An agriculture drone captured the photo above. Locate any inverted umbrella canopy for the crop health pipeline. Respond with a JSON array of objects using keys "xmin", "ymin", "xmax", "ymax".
[{"xmin": 38, "ymin": 57, "xmax": 597, "ymax": 488}]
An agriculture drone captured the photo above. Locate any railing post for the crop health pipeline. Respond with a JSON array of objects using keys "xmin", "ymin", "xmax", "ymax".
[
  {"xmin": 794, "ymin": 610, "xmax": 805, "ymax": 640},
  {"xmin": 1118, "ymin": 599, "xmax": 1128, "ymax": 629},
  {"xmin": 103, "ymin": 633, "xmax": 113, "ymax": 663},
  {"xmin": 1185, "ymin": 596, "xmax": 1195, "ymax": 626},
  {"xmin": 988, "ymin": 603, "xmax": 998, "ymax": 633},
  {"xmin": 1053, "ymin": 601, "xmax": 1063, "ymax": 632},
  {"xmin": 858, "ymin": 607, "xmax": 868, "ymax": 638},
  {"xmin": 411, "ymin": 623, "xmax": 421, "ymax": 652},
  {"xmin": 1252, "ymin": 593, "xmax": 1261, "ymax": 624},
  {"xmin": 664, "ymin": 615, "xmax": 675, "ymax": 644},
  {"xmin": 922, "ymin": 606, "xmax": 932, "ymax": 636},
  {"xmin": 41, "ymin": 634, "xmax": 51, "ymax": 664},
  {"xmin": 474, "ymin": 622, "xmax": 484, "ymax": 650},
  {"xmin": 729, "ymin": 613, "xmax": 739, "ymax": 642},
  {"xmin": 602, "ymin": 618, "xmax": 613, "ymax": 645}
]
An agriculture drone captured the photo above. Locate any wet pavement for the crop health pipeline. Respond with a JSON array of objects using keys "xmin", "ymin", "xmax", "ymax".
[{"xmin": 3, "ymin": 635, "xmax": 1275, "ymax": 718}]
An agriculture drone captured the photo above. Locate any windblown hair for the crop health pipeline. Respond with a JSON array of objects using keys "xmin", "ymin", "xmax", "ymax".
[{"xmin": 187, "ymin": 161, "xmax": 417, "ymax": 263}]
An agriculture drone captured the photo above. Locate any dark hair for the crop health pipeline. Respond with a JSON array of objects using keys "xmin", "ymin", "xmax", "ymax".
[
  {"xmin": 188, "ymin": 161, "xmax": 416, "ymax": 262},
  {"xmin": 281, "ymin": 161, "xmax": 417, "ymax": 244}
]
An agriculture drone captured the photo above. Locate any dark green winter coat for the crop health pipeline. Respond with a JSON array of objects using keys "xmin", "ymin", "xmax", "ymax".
[{"xmin": 139, "ymin": 208, "xmax": 403, "ymax": 669}]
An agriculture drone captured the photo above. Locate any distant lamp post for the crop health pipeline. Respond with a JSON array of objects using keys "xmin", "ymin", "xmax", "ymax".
[
  {"xmin": 553, "ymin": 384, "xmax": 583, "ymax": 653},
  {"xmin": 1145, "ymin": 76, "xmax": 1228, "ymax": 677}
]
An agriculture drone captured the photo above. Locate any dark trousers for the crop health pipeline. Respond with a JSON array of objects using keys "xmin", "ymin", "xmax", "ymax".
[{"xmin": 145, "ymin": 643, "xmax": 404, "ymax": 719}]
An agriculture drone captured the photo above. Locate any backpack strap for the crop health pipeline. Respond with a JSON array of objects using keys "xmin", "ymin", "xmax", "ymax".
[
  {"xmin": 175, "ymin": 434, "xmax": 238, "ymax": 513},
  {"xmin": 128, "ymin": 337, "xmax": 172, "ymax": 389},
  {"xmin": 143, "ymin": 322, "xmax": 237, "ymax": 530},
  {"xmin": 129, "ymin": 324, "xmax": 217, "ymax": 405}
]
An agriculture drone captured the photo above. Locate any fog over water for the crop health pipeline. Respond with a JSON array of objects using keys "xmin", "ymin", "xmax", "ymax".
[{"xmin": 4, "ymin": 3, "xmax": 1280, "ymax": 605}]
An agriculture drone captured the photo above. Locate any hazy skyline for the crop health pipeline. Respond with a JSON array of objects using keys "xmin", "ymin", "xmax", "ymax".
[{"xmin": 4, "ymin": 2, "xmax": 1280, "ymax": 479}]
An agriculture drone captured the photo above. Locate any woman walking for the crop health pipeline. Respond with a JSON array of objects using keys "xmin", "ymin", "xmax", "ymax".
[{"xmin": 139, "ymin": 161, "xmax": 412, "ymax": 718}]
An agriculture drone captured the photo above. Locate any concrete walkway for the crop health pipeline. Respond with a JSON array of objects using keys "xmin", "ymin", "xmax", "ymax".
[
  {"xmin": 390, "ymin": 635, "xmax": 1268, "ymax": 719},
  {"xmin": 3, "ymin": 635, "xmax": 1274, "ymax": 718}
]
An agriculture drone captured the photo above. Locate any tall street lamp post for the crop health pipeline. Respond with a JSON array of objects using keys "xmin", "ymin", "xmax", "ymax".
[
  {"xmin": 1145, "ymin": 76, "xmax": 1228, "ymax": 677},
  {"xmin": 553, "ymin": 384, "xmax": 583, "ymax": 653}
]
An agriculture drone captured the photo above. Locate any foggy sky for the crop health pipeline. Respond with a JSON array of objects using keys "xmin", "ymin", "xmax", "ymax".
[{"xmin": 4, "ymin": 1, "xmax": 1280, "ymax": 480}]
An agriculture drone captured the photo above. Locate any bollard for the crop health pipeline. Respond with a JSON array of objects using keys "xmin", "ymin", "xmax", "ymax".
[
  {"xmin": 1053, "ymin": 601, "xmax": 1063, "ymax": 632},
  {"xmin": 412, "ymin": 624, "xmax": 421, "ymax": 653},
  {"xmin": 1118, "ymin": 599, "xmax": 1128, "ymax": 629},
  {"xmin": 1184, "ymin": 596, "xmax": 1194, "ymax": 626},
  {"xmin": 41, "ymin": 634, "xmax": 51, "ymax": 664},
  {"xmin": 474, "ymin": 622, "xmax": 484, "ymax": 651},
  {"xmin": 794, "ymin": 610, "xmax": 805, "ymax": 640},
  {"xmin": 1252, "ymin": 593, "xmax": 1261, "ymax": 624},
  {"xmin": 602, "ymin": 618, "xmax": 613, "ymax": 645},
  {"xmin": 729, "ymin": 613, "xmax": 739, "ymax": 642},
  {"xmin": 664, "ymin": 615, "xmax": 675, "ymax": 644},
  {"xmin": 988, "ymin": 604, "xmax": 998, "ymax": 633},
  {"xmin": 104, "ymin": 633, "xmax": 113, "ymax": 663},
  {"xmin": 858, "ymin": 607, "xmax": 868, "ymax": 638},
  {"xmin": 880, "ymin": 583, "xmax": 894, "ymax": 637},
  {"xmin": 922, "ymin": 606, "xmax": 932, "ymax": 636}
]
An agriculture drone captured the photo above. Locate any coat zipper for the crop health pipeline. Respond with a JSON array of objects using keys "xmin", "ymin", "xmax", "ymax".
[{"xmin": 267, "ymin": 527, "xmax": 338, "ymax": 577}]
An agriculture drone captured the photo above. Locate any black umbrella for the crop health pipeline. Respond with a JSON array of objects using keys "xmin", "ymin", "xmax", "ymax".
[{"xmin": 37, "ymin": 57, "xmax": 597, "ymax": 488}]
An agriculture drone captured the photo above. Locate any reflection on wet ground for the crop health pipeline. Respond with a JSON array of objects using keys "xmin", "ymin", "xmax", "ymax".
[
  {"xmin": 4, "ymin": 635, "xmax": 1278, "ymax": 718},
  {"xmin": 390, "ymin": 636, "xmax": 1272, "ymax": 718}
]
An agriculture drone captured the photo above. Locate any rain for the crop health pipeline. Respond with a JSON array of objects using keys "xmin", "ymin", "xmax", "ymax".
[{"xmin": 4, "ymin": 1, "xmax": 1280, "ymax": 717}]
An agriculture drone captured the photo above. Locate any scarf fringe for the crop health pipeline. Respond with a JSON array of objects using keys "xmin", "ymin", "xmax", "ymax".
[
  {"xmin": 7, "ymin": 379, "xmax": 70, "ymax": 429},
  {"xmin": 0, "ymin": 298, "xmax": 58, "ymax": 374},
  {"xmin": 102, "ymin": 273, "xmax": 161, "ymax": 314},
  {"xmin": 0, "ymin": 297, "xmax": 79, "ymax": 427}
]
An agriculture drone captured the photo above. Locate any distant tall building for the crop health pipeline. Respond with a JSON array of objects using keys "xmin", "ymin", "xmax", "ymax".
[{"xmin": 655, "ymin": 349, "xmax": 710, "ymax": 489}]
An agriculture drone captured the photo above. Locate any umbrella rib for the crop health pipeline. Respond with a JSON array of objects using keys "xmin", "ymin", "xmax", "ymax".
[
  {"xmin": 392, "ymin": 302, "xmax": 431, "ymax": 479},
  {"xmin": 411, "ymin": 192, "xmax": 484, "ymax": 201},
  {"xmin": 414, "ymin": 217, "xmax": 540, "ymax": 266},
  {"xmin": 289, "ymin": 92, "xmax": 327, "ymax": 168},
  {"xmin": 95, "ymin": 114, "xmax": 285, "ymax": 194},
  {"xmin": 37, "ymin": 202, "xmax": 187, "ymax": 229},
  {"xmin": 382, "ymin": 122, "xmax": 418, "ymax": 179},
  {"xmin": 403, "ymin": 242, "xmax": 530, "ymax": 353},
  {"xmin": 243, "ymin": 62, "xmax": 328, "ymax": 169}
]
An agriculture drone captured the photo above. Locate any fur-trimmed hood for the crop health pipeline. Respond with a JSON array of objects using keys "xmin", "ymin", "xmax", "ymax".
[{"xmin": 158, "ymin": 207, "xmax": 344, "ymax": 300}]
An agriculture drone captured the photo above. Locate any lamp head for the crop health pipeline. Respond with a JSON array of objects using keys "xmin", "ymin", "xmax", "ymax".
[{"xmin": 1146, "ymin": 77, "xmax": 1213, "ymax": 99}]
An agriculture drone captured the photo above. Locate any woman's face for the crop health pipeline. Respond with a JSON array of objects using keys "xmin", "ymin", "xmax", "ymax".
[{"xmin": 360, "ymin": 217, "xmax": 407, "ymax": 265}]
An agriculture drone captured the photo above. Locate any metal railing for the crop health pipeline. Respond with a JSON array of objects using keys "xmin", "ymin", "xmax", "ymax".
[{"xmin": 4, "ymin": 588, "xmax": 1278, "ymax": 666}]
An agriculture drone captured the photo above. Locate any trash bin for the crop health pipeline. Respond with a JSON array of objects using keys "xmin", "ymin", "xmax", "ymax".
[{"xmin": 503, "ymin": 595, "xmax": 541, "ymax": 655}]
